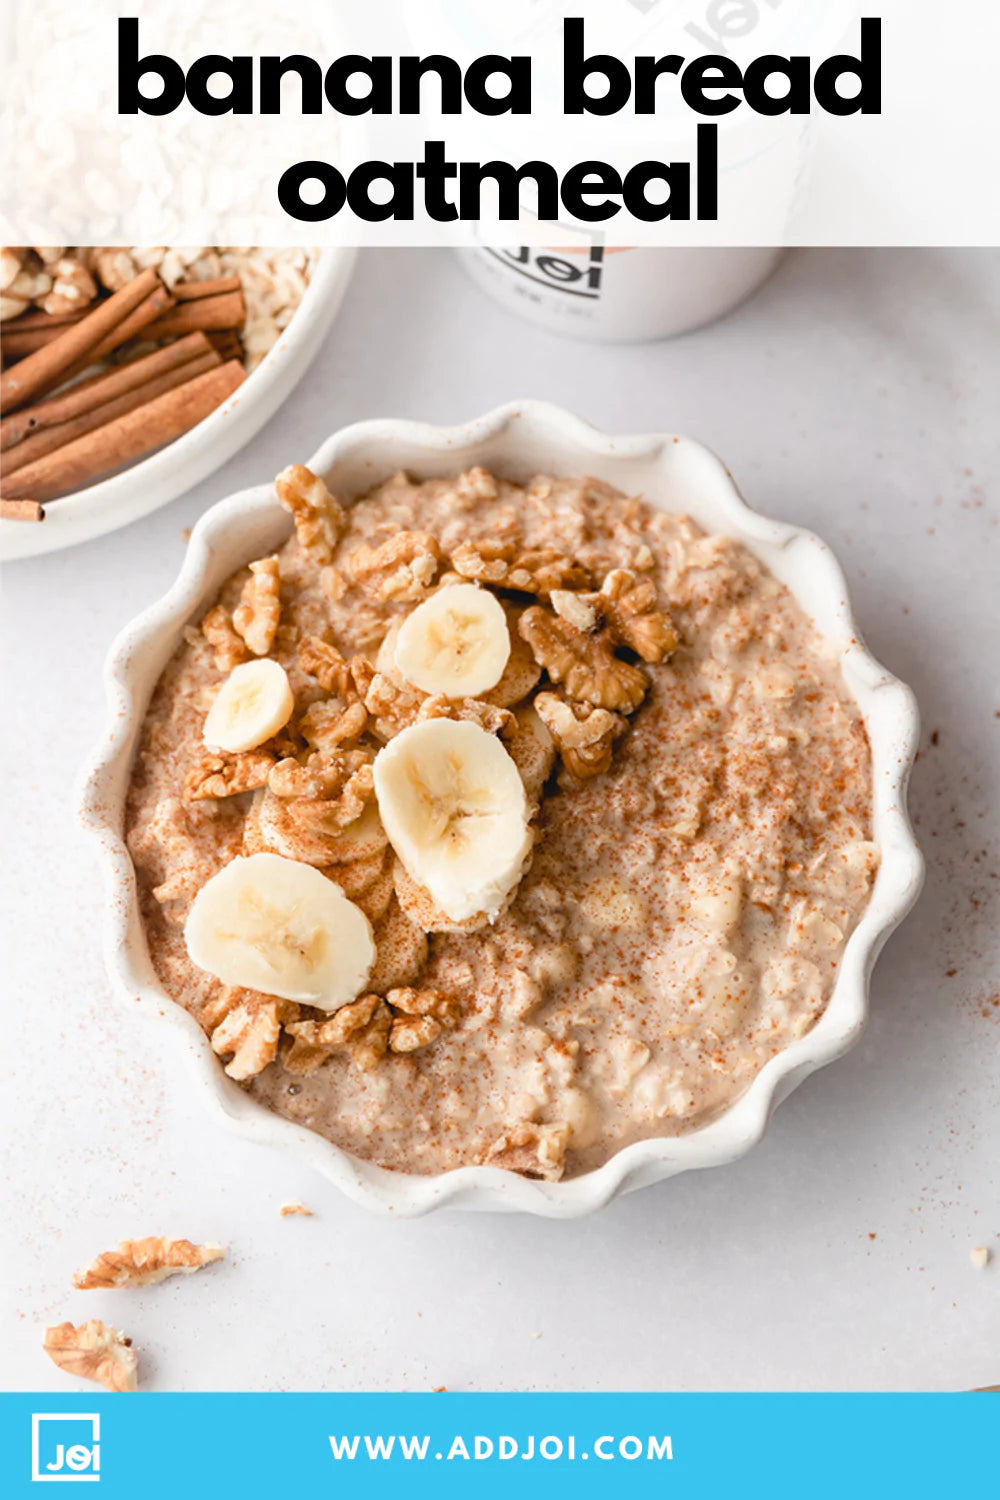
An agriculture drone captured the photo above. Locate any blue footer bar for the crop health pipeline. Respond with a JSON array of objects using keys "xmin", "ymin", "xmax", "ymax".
[{"xmin": 1, "ymin": 1392, "xmax": 995, "ymax": 1497}]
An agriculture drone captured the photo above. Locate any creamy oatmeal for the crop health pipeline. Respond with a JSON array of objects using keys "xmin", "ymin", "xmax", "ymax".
[{"xmin": 126, "ymin": 466, "xmax": 877, "ymax": 1181}]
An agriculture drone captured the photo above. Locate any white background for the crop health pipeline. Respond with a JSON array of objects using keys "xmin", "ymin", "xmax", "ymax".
[{"xmin": 1, "ymin": 247, "xmax": 998, "ymax": 1393}]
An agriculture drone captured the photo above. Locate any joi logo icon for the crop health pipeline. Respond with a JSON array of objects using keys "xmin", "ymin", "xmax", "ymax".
[{"xmin": 31, "ymin": 1414, "xmax": 101, "ymax": 1483}]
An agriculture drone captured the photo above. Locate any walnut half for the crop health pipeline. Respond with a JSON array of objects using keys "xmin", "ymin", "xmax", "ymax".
[
  {"xmin": 518, "ymin": 606, "xmax": 648, "ymax": 714},
  {"xmin": 43, "ymin": 1320, "xmax": 138, "ymax": 1393},
  {"xmin": 210, "ymin": 992, "xmax": 289, "ymax": 1080},
  {"xmin": 201, "ymin": 604, "xmax": 249, "ymax": 672},
  {"xmin": 72, "ymin": 1238, "xmax": 225, "ymax": 1290},
  {"xmin": 275, "ymin": 465, "xmax": 345, "ymax": 564},
  {"xmin": 232, "ymin": 555, "xmax": 282, "ymax": 656}
]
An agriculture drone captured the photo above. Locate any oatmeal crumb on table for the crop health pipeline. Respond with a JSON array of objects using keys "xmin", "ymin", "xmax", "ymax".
[{"xmin": 125, "ymin": 466, "xmax": 877, "ymax": 1182}]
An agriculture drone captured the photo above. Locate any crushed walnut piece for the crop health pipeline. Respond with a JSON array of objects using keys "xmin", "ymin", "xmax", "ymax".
[
  {"xmin": 201, "ymin": 604, "xmax": 249, "ymax": 672},
  {"xmin": 480, "ymin": 1122, "xmax": 570, "ymax": 1182},
  {"xmin": 280, "ymin": 1201, "xmax": 313, "ymax": 1217},
  {"xmin": 349, "ymin": 531, "xmax": 441, "ymax": 602},
  {"xmin": 210, "ymin": 993, "xmax": 289, "ymax": 1080},
  {"xmin": 298, "ymin": 635, "xmax": 354, "ymax": 697},
  {"xmin": 591, "ymin": 568, "xmax": 678, "ymax": 662},
  {"xmin": 534, "ymin": 692, "xmax": 627, "ymax": 782},
  {"xmin": 232, "ymin": 555, "xmax": 282, "ymax": 656},
  {"xmin": 185, "ymin": 751, "xmax": 274, "ymax": 801},
  {"xmin": 449, "ymin": 538, "xmax": 510, "ymax": 585},
  {"xmin": 364, "ymin": 670, "xmax": 428, "ymax": 740},
  {"xmin": 550, "ymin": 589, "xmax": 598, "ymax": 633},
  {"xmin": 255, "ymin": 769, "xmax": 383, "ymax": 866},
  {"xmin": 275, "ymin": 465, "xmax": 345, "ymax": 564},
  {"xmin": 416, "ymin": 694, "xmax": 516, "ymax": 738},
  {"xmin": 267, "ymin": 753, "xmax": 351, "ymax": 800},
  {"xmin": 43, "ymin": 1320, "xmax": 138, "ymax": 1393},
  {"xmin": 299, "ymin": 698, "xmax": 368, "ymax": 754},
  {"xmin": 72, "ymin": 1238, "xmax": 225, "ymax": 1290},
  {"xmin": 200, "ymin": 984, "xmax": 245, "ymax": 1032},
  {"xmin": 284, "ymin": 994, "xmax": 392, "ymax": 1074},
  {"xmin": 386, "ymin": 986, "xmax": 462, "ymax": 1053},
  {"xmin": 266, "ymin": 751, "xmax": 372, "ymax": 815},
  {"xmin": 450, "ymin": 540, "xmax": 589, "ymax": 598},
  {"xmin": 518, "ymin": 605, "xmax": 648, "ymax": 714}
]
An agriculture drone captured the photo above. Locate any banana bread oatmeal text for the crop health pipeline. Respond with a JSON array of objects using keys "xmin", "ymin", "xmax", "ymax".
[{"xmin": 126, "ymin": 466, "xmax": 877, "ymax": 1180}]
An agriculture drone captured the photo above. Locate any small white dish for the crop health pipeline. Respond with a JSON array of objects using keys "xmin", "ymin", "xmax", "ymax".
[
  {"xmin": 0, "ymin": 249, "xmax": 357, "ymax": 564},
  {"xmin": 78, "ymin": 401, "xmax": 924, "ymax": 1217}
]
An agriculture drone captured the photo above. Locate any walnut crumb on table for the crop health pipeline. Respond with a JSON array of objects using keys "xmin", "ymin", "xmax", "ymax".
[
  {"xmin": 970, "ymin": 1245, "xmax": 991, "ymax": 1269},
  {"xmin": 43, "ymin": 1320, "xmax": 138, "ymax": 1393},
  {"xmin": 280, "ymin": 1201, "xmax": 314, "ymax": 1217},
  {"xmin": 72, "ymin": 1236, "xmax": 225, "ymax": 1289}
]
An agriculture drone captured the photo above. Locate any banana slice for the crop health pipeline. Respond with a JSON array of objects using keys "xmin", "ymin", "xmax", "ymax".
[
  {"xmin": 394, "ymin": 583, "xmax": 510, "ymax": 698},
  {"xmin": 254, "ymin": 791, "xmax": 389, "ymax": 868},
  {"xmin": 185, "ymin": 852, "xmax": 374, "ymax": 1011},
  {"xmin": 481, "ymin": 606, "xmax": 542, "ymax": 709},
  {"xmin": 393, "ymin": 859, "xmax": 492, "ymax": 934},
  {"xmin": 375, "ymin": 618, "xmax": 403, "ymax": 677},
  {"xmin": 203, "ymin": 659, "xmax": 294, "ymax": 753},
  {"xmin": 505, "ymin": 703, "xmax": 556, "ymax": 803},
  {"xmin": 373, "ymin": 718, "xmax": 532, "ymax": 922},
  {"xmin": 369, "ymin": 897, "xmax": 429, "ymax": 991}
]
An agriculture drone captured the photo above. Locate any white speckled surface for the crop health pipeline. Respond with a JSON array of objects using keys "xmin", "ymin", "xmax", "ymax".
[{"xmin": 2, "ymin": 248, "xmax": 998, "ymax": 1393}]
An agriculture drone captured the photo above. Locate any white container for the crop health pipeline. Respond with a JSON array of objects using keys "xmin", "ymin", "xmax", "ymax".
[
  {"xmin": 462, "ymin": 244, "xmax": 784, "ymax": 341},
  {"xmin": 429, "ymin": 0, "xmax": 860, "ymax": 340},
  {"xmin": 78, "ymin": 400, "xmax": 923, "ymax": 1218}
]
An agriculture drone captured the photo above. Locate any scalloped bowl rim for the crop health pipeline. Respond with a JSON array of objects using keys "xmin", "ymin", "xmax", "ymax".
[{"xmin": 77, "ymin": 400, "xmax": 923, "ymax": 1217}]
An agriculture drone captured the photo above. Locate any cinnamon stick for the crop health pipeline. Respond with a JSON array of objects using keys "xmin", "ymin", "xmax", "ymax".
[
  {"xmin": 68, "ymin": 285, "xmax": 174, "ymax": 372},
  {"xmin": 5, "ymin": 306, "xmax": 90, "ymax": 331},
  {"xmin": 174, "ymin": 275, "xmax": 242, "ymax": 302},
  {"xmin": 2, "ymin": 324, "xmax": 75, "ymax": 359},
  {"xmin": 0, "ymin": 498, "xmax": 45, "ymax": 522},
  {"xmin": 142, "ymin": 290, "xmax": 245, "ymax": 341},
  {"xmin": 3, "ymin": 284, "xmax": 175, "ymax": 379},
  {"xmin": 207, "ymin": 329, "xmax": 244, "ymax": 363},
  {"xmin": 1, "ymin": 360, "xmax": 245, "ymax": 502},
  {"xmin": 2, "ymin": 350, "xmax": 222, "ymax": 476},
  {"xmin": 1, "ymin": 307, "xmax": 92, "ymax": 358},
  {"xmin": 0, "ymin": 268, "xmax": 162, "ymax": 412},
  {"xmin": 1, "ymin": 332, "xmax": 215, "ymax": 451}
]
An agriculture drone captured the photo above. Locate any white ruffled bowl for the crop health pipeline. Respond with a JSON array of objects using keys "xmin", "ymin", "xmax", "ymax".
[{"xmin": 77, "ymin": 401, "xmax": 923, "ymax": 1216}]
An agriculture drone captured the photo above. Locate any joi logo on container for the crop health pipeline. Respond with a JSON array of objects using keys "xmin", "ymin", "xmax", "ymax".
[{"xmin": 31, "ymin": 1415, "xmax": 100, "ymax": 1483}]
